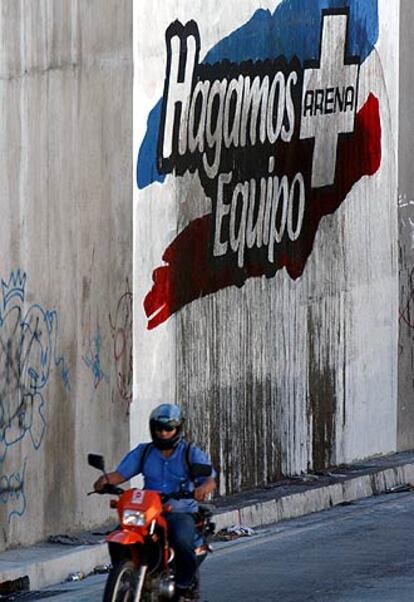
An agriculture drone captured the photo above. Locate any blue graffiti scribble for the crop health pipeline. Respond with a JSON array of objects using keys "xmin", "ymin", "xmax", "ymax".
[
  {"xmin": 0, "ymin": 270, "xmax": 70, "ymax": 467},
  {"xmin": 48, "ymin": 310, "xmax": 71, "ymax": 391},
  {"xmin": 136, "ymin": 0, "xmax": 379, "ymax": 189},
  {"xmin": 82, "ymin": 330, "xmax": 109, "ymax": 390},
  {"xmin": 1, "ymin": 269, "xmax": 26, "ymax": 309},
  {"xmin": 0, "ymin": 459, "xmax": 27, "ymax": 523}
]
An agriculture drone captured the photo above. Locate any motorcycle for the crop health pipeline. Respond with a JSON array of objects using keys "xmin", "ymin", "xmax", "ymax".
[{"xmin": 88, "ymin": 453, "xmax": 215, "ymax": 602}]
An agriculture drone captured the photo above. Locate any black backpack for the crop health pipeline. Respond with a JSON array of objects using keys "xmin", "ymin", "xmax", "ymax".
[{"xmin": 138, "ymin": 441, "xmax": 194, "ymax": 476}]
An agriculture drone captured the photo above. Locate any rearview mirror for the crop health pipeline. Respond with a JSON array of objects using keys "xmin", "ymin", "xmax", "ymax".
[
  {"xmin": 88, "ymin": 453, "xmax": 105, "ymax": 472},
  {"xmin": 190, "ymin": 463, "xmax": 212, "ymax": 478}
]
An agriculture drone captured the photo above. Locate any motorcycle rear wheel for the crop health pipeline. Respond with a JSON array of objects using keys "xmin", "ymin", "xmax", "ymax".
[{"xmin": 103, "ymin": 559, "xmax": 141, "ymax": 602}]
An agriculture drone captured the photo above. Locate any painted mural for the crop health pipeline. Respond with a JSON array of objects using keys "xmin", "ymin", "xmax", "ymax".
[{"xmin": 137, "ymin": 0, "xmax": 381, "ymax": 330}]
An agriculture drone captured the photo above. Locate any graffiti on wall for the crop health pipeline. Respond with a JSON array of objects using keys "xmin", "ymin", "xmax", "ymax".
[
  {"xmin": 399, "ymin": 193, "xmax": 414, "ymax": 251},
  {"xmin": 0, "ymin": 461, "xmax": 27, "ymax": 522},
  {"xmin": 137, "ymin": 0, "xmax": 381, "ymax": 329},
  {"xmin": 398, "ymin": 193, "xmax": 414, "ymax": 329},
  {"xmin": 109, "ymin": 280, "xmax": 133, "ymax": 402},
  {"xmin": 82, "ymin": 329, "xmax": 109, "ymax": 389},
  {"xmin": 0, "ymin": 270, "xmax": 69, "ymax": 521},
  {"xmin": 399, "ymin": 266, "xmax": 414, "ymax": 330}
]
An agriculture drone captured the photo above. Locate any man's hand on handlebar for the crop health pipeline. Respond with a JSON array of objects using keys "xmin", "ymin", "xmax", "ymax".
[
  {"xmin": 194, "ymin": 478, "xmax": 217, "ymax": 502},
  {"xmin": 94, "ymin": 471, "xmax": 125, "ymax": 493},
  {"xmin": 94, "ymin": 476, "xmax": 108, "ymax": 492}
]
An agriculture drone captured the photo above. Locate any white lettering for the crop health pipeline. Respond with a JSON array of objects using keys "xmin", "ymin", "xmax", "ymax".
[
  {"xmin": 268, "ymin": 176, "xmax": 289, "ymax": 263},
  {"xmin": 203, "ymin": 79, "xmax": 228, "ymax": 179},
  {"xmin": 213, "ymin": 171, "xmax": 233, "ymax": 257},
  {"xmin": 267, "ymin": 73, "xmax": 285, "ymax": 144},
  {"xmin": 214, "ymin": 170, "xmax": 306, "ymax": 267},
  {"xmin": 282, "ymin": 71, "xmax": 298, "ymax": 142},
  {"xmin": 188, "ymin": 81, "xmax": 210, "ymax": 153},
  {"xmin": 230, "ymin": 182, "xmax": 249, "ymax": 268},
  {"xmin": 162, "ymin": 34, "xmax": 197, "ymax": 159},
  {"xmin": 287, "ymin": 173, "xmax": 305, "ymax": 240},
  {"xmin": 223, "ymin": 75, "xmax": 244, "ymax": 148}
]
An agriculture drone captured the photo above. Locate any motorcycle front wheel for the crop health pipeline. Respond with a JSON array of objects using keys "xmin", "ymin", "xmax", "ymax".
[{"xmin": 103, "ymin": 559, "xmax": 149, "ymax": 602}]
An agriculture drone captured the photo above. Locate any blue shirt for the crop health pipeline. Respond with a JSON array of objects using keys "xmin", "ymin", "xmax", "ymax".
[{"xmin": 116, "ymin": 440, "xmax": 215, "ymax": 513}]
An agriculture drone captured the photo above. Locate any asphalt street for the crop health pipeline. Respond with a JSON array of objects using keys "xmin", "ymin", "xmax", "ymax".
[{"xmin": 35, "ymin": 491, "xmax": 414, "ymax": 601}]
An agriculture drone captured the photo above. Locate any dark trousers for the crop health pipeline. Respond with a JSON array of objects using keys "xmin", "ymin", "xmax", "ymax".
[{"xmin": 166, "ymin": 512, "xmax": 198, "ymax": 589}]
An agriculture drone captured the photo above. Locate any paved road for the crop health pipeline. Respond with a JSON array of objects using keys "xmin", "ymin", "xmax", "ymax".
[{"xmin": 38, "ymin": 491, "xmax": 414, "ymax": 601}]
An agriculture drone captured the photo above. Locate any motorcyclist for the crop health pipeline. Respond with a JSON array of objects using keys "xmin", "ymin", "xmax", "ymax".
[{"xmin": 94, "ymin": 403, "xmax": 217, "ymax": 601}]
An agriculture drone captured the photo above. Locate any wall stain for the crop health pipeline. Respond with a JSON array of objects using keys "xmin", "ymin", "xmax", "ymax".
[{"xmin": 307, "ymin": 309, "xmax": 336, "ymax": 471}]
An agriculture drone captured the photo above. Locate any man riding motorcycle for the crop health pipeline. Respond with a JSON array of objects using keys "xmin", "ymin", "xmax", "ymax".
[{"xmin": 94, "ymin": 403, "xmax": 217, "ymax": 601}]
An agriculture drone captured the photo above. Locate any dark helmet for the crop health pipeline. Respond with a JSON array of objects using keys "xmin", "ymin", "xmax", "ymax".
[{"xmin": 149, "ymin": 403, "xmax": 184, "ymax": 450}]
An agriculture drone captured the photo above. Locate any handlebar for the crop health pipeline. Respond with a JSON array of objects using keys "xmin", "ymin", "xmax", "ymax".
[
  {"xmin": 161, "ymin": 490, "xmax": 195, "ymax": 503},
  {"xmin": 100, "ymin": 483, "xmax": 124, "ymax": 495},
  {"xmin": 88, "ymin": 486, "xmax": 194, "ymax": 500},
  {"xmin": 87, "ymin": 483, "xmax": 124, "ymax": 496}
]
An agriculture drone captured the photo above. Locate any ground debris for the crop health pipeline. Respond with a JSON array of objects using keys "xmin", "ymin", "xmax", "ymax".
[
  {"xmin": 213, "ymin": 524, "xmax": 256, "ymax": 541},
  {"xmin": 65, "ymin": 572, "xmax": 85, "ymax": 582},
  {"xmin": 314, "ymin": 470, "xmax": 348, "ymax": 478},
  {"xmin": 290, "ymin": 473, "xmax": 319, "ymax": 482},
  {"xmin": 0, "ymin": 577, "xmax": 29, "ymax": 597},
  {"xmin": 385, "ymin": 483, "xmax": 414, "ymax": 494},
  {"xmin": 93, "ymin": 564, "xmax": 111, "ymax": 575},
  {"xmin": 47, "ymin": 534, "xmax": 102, "ymax": 546}
]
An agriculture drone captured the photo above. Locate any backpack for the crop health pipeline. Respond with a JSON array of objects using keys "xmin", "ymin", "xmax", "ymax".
[{"xmin": 138, "ymin": 441, "xmax": 194, "ymax": 476}]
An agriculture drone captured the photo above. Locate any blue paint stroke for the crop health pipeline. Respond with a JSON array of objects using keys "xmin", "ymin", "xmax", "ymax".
[
  {"xmin": 82, "ymin": 330, "xmax": 109, "ymax": 390},
  {"xmin": 1, "ymin": 270, "xmax": 26, "ymax": 310},
  {"xmin": 205, "ymin": 0, "xmax": 378, "ymax": 65},
  {"xmin": 136, "ymin": 0, "xmax": 378, "ymax": 190},
  {"xmin": 0, "ymin": 459, "xmax": 27, "ymax": 522},
  {"xmin": 48, "ymin": 310, "xmax": 71, "ymax": 391},
  {"xmin": 0, "ymin": 270, "xmax": 70, "ymax": 464},
  {"xmin": 137, "ymin": 101, "xmax": 163, "ymax": 189},
  {"xmin": 0, "ymin": 270, "xmax": 72, "ymax": 523}
]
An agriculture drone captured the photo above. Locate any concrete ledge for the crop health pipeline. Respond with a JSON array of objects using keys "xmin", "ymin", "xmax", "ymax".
[
  {"xmin": 2, "ymin": 453, "xmax": 414, "ymax": 591},
  {"xmin": 213, "ymin": 461, "xmax": 414, "ymax": 531},
  {"xmin": 0, "ymin": 543, "xmax": 109, "ymax": 592}
]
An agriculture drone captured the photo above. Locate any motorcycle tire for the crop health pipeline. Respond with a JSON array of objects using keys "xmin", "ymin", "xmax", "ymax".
[{"xmin": 103, "ymin": 559, "xmax": 140, "ymax": 602}]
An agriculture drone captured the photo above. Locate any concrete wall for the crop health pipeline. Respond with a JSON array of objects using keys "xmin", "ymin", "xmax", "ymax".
[
  {"xmin": 134, "ymin": 0, "xmax": 399, "ymax": 495},
  {"xmin": 0, "ymin": 0, "xmax": 132, "ymax": 551},
  {"xmin": 398, "ymin": 0, "xmax": 414, "ymax": 450},
  {"xmin": 1, "ymin": 0, "xmax": 404, "ymax": 551}
]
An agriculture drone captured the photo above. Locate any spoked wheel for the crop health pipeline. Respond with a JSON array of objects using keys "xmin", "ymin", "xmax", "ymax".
[{"xmin": 103, "ymin": 559, "xmax": 144, "ymax": 602}]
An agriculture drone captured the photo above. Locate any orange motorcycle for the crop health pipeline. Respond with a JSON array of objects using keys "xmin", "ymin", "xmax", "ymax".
[{"xmin": 88, "ymin": 454, "xmax": 215, "ymax": 602}]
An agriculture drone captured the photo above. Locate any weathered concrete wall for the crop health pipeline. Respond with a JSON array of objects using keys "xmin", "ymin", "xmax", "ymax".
[
  {"xmin": 398, "ymin": 0, "xmax": 414, "ymax": 450},
  {"xmin": 0, "ymin": 0, "xmax": 132, "ymax": 550},
  {"xmin": 134, "ymin": 0, "xmax": 399, "ymax": 496}
]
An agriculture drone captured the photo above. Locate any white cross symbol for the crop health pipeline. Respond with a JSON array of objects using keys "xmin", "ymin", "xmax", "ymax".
[{"xmin": 300, "ymin": 13, "xmax": 360, "ymax": 188}]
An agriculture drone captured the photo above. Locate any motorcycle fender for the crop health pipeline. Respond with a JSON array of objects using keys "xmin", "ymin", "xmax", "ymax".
[{"xmin": 106, "ymin": 530, "xmax": 145, "ymax": 546}]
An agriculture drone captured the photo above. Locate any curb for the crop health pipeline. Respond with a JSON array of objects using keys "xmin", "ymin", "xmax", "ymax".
[
  {"xmin": 212, "ymin": 461, "xmax": 414, "ymax": 531},
  {"xmin": 1, "ymin": 459, "xmax": 414, "ymax": 592},
  {"xmin": 0, "ymin": 544, "xmax": 110, "ymax": 592}
]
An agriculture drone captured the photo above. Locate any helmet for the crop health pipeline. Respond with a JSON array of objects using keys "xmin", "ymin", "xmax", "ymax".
[{"xmin": 149, "ymin": 404, "xmax": 184, "ymax": 450}]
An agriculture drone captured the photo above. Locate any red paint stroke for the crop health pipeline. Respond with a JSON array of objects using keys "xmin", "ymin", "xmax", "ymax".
[{"xmin": 144, "ymin": 94, "xmax": 381, "ymax": 330}]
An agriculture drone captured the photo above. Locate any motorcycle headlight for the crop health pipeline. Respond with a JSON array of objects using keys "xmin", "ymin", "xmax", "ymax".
[{"xmin": 122, "ymin": 509, "xmax": 146, "ymax": 526}]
